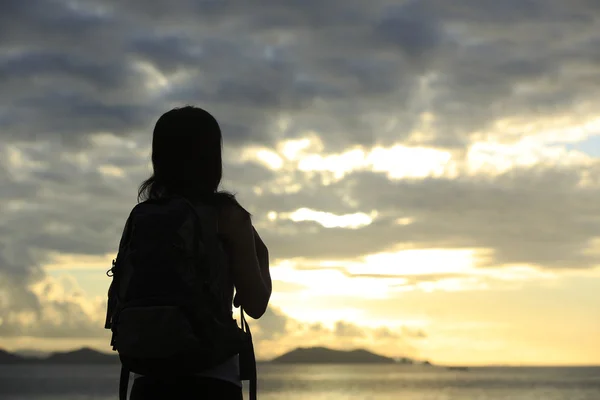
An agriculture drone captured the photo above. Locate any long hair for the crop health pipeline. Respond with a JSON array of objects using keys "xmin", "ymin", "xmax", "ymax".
[{"xmin": 138, "ymin": 106, "xmax": 240, "ymax": 208}]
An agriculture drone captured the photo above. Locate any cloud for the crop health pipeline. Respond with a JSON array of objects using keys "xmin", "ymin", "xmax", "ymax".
[
  {"xmin": 344, "ymin": 166, "xmax": 600, "ymax": 269},
  {"xmin": 3, "ymin": 0, "xmax": 598, "ymax": 150},
  {"xmin": 244, "ymin": 144, "xmax": 600, "ymax": 270},
  {"xmin": 334, "ymin": 321, "xmax": 367, "ymax": 338},
  {"xmin": 1, "ymin": 0, "xmax": 600, "ymax": 345},
  {"xmin": 0, "ymin": 274, "xmax": 106, "ymax": 338}
]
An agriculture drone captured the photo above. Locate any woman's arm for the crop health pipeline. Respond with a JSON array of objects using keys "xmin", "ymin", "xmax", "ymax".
[
  {"xmin": 219, "ymin": 204, "xmax": 270, "ymax": 319},
  {"xmin": 252, "ymin": 227, "xmax": 272, "ymax": 292}
]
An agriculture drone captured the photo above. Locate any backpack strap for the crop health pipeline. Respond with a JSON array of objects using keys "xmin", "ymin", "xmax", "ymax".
[
  {"xmin": 119, "ymin": 365, "xmax": 130, "ymax": 400},
  {"xmin": 105, "ymin": 213, "xmax": 134, "ymax": 334},
  {"xmin": 240, "ymin": 308, "xmax": 258, "ymax": 400}
]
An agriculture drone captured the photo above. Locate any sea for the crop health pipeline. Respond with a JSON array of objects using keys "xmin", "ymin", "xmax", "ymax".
[{"xmin": 0, "ymin": 364, "xmax": 599, "ymax": 400}]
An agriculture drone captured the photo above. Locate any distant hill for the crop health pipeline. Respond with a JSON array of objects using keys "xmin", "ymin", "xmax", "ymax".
[
  {"xmin": 13, "ymin": 349, "xmax": 50, "ymax": 359},
  {"xmin": 0, "ymin": 348, "xmax": 118, "ymax": 365},
  {"xmin": 271, "ymin": 347, "xmax": 398, "ymax": 364},
  {"xmin": 1, "ymin": 346, "xmax": 420, "ymax": 366},
  {"xmin": 0, "ymin": 349, "xmax": 25, "ymax": 364},
  {"xmin": 42, "ymin": 348, "xmax": 119, "ymax": 364}
]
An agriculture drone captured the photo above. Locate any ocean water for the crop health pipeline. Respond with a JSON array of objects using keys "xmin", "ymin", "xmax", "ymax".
[{"xmin": 0, "ymin": 364, "xmax": 598, "ymax": 400}]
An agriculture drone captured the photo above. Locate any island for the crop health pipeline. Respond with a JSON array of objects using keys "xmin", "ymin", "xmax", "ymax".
[
  {"xmin": 0, "ymin": 349, "xmax": 24, "ymax": 364},
  {"xmin": 0, "ymin": 348, "xmax": 119, "ymax": 364},
  {"xmin": 43, "ymin": 348, "xmax": 119, "ymax": 364},
  {"xmin": 270, "ymin": 347, "xmax": 398, "ymax": 364},
  {"xmin": 447, "ymin": 366, "xmax": 469, "ymax": 371}
]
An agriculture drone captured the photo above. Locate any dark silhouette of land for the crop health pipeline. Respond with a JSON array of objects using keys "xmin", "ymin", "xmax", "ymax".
[
  {"xmin": 0, "ymin": 346, "xmax": 428, "ymax": 365},
  {"xmin": 0, "ymin": 349, "xmax": 23, "ymax": 364},
  {"xmin": 0, "ymin": 348, "xmax": 119, "ymax": 364},
  {"xmin": 447, "ymin": 366, "xmax": 469, "ymax": 371},
  {"xmin": 44, "ymin": 348, "xmax": 118, "ymax": 364},
  {"xmin": 271, "ymin": 347, "xmax": 399, "ymax": 364}
]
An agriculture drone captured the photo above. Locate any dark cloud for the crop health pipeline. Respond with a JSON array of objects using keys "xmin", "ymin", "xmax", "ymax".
[
  {"xmin": 239, "ymin": 162, "xmax": 600, "ymax": 271},
  {"xmin": 8, "ymin": 0, "xmax": 600, "ymax": 149},
  {"xmin": 0, "ymin": 0, "xmax": 119, "ymax": 47},
  {"xmin": 434, "ymin": 0, "xmax": 596, "ymax": 24},
  {"xmin": 262, "ymin": 217, "xmax": 406, "ymax": 260},
  {"xmin": 374, "ymin": 0, "xmax": 444, "ymax": 61},
  {"xmin": 345, "ymin": 166, "xmax": 600, "ymax": 269}
]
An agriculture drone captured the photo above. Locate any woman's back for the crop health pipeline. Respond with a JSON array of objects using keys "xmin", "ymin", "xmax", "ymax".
[{"xmin": 106, "ymin": 106, "xmax": 271, "ymax": 400}]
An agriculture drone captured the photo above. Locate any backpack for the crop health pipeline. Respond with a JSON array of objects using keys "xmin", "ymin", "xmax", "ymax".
[{"xmin": 104, "ymin": 196, "xmax": 257, "ymax": 400}]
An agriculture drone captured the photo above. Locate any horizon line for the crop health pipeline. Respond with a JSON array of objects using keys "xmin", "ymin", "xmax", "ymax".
[{"xmin": 3, "ymin": 346, "xmax": 599, "ymax": 368}]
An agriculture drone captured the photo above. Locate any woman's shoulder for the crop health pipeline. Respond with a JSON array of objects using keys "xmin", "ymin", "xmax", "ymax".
[
  {"xmin": 214, "ymin": 193, "xmax": 252, "ymax": 233},
  {"xmin": 214, "ymin": 192, "xmax": 250, "ymax": 216}
]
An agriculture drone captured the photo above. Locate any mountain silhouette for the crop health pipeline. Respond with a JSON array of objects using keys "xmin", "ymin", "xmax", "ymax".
[
  {"xmin": 0, "ymin": 349, "xmax": 25, "ymax": 364},
  {"xmin": 271, "ymin": 347, "xmax": 398, "ymax": 364},
  {"xmin": 43, "ymin": 348, "xmax": 118, "ymax": 364},
  {"xmin": 13, "ymin": 349, "xmax": 50, "ymax": 358},
  {"xmin": 1, "ymin": 346, "xmax": 416, "ymax": 365},
  {"xmin": 0, "ymin": 348, "xmax": 118, "ymax": 364}
]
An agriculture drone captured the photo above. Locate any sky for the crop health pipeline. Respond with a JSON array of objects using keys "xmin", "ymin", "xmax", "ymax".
[{"xmin": 1, "ymin": 0, "xmax": 600, "ymax": 366}]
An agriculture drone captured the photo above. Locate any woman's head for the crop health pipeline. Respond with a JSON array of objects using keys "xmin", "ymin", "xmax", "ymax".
[{"xmin": 138, "ymin": 106, "xmax": 224, "ymax": 201}]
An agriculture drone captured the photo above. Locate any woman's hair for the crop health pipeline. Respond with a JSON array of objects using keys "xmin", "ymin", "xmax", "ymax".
[{"xmin": 138, "ymin": 106, "xmax": 239, "ymax": 207}]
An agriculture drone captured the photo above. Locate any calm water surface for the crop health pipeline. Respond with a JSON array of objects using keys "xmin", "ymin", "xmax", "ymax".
[{"xmin": 0, "ymin": 364, "xmax": 598, "ymax": 400}]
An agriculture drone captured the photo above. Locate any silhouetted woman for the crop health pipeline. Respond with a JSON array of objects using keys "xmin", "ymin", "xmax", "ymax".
[{"xmin": 127, "ymin": 106, "xmax": 272, "ymax": 399}]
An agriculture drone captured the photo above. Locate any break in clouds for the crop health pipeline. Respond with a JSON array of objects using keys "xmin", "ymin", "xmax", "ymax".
[{"xmin": 2, "ymin": 0, "xmax": 600, "ymax": 341}]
